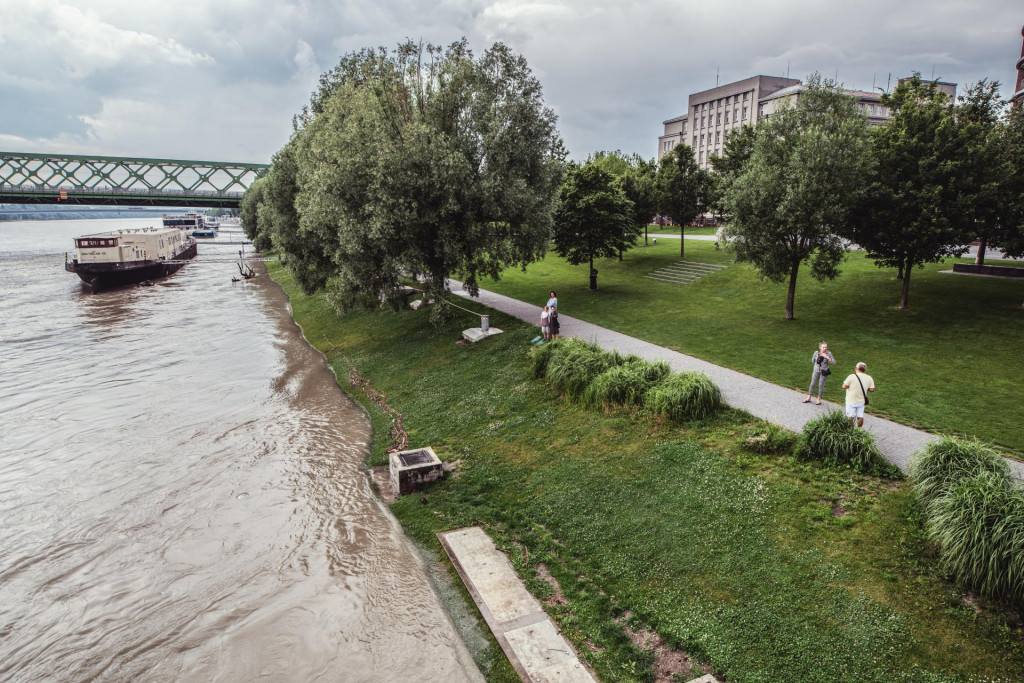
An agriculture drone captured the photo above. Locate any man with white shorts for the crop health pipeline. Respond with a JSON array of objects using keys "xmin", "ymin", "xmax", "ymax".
[{"xmin": 842, "ymin": 362, "xmax": 875, "ymax": 427}]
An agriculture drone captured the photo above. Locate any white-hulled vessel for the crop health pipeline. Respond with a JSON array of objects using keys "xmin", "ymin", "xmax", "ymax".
[{"xmin": 65, "ymin": 226, "xmax": 197, "ymax": 292}]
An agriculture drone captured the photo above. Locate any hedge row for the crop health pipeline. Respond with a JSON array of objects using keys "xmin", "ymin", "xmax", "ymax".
[{"xmin": 530, "ymin": 338, "xmax": 722, "ymax": 422}]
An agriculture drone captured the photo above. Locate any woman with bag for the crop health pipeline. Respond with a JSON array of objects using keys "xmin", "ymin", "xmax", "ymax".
[{"xmin": 803, "ymin": 341, "xmax": 835, "ymax": 405}]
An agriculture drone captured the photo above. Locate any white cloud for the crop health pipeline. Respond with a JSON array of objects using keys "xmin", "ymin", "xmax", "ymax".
[{"xmin": 0, "ymin": 0, "xmax": 1022, "ymax": 163}]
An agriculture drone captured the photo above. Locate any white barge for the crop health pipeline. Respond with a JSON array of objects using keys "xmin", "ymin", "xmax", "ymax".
[{"xmin": 65, "ymin": 226, "xmax": 197, "ymax": 292}]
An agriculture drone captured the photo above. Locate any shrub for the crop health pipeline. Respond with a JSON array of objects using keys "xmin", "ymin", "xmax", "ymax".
[
  {"xmin": 927, "ymin": 471, "xmax": 1024, "ymax": 605},
  {"xmin": 795, "ymin": 411, "xmax": 894, "ymax": 476},
  {"xmin": 644, "ymin": 371, "xmax": 722, "ymax": 422},
  {"xmin": 529, "ymin": 338, "xmax": 566, "ymax": 379},
  {"xmin": 583, "ymin": 359, "xmax": 671, "ymax": 408},
  {"xmin": 545, "ymin": 338, "xmax": 621, "ymax": 401},
  {"xmin": 908, "ymin": 436, "xmax": 1011, "ymax": 515},
  {"xmin": 742, "ymin": 423, "xmax": 797, "ymax": 455}
]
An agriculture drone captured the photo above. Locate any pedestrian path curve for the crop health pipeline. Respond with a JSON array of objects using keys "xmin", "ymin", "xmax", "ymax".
[{"xmin": 452, "ymin": 282, "xmax": 1024, "ymax": 480}]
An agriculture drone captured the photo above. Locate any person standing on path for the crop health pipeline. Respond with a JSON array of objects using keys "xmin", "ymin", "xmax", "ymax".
[
  {"xmin": 842, "ymin": 362, "xmax": 875, "ymax": 427},
  {"xmin": 546, "ymin": 291, "xmax": 560, "ymax": 340},
  {"xmin": 803, "ymin": 341, "xmax": 836, "ymax": 405},
  {"xmin": 540, "ymin": 305, "xmax": 550, "ymax": 341}
]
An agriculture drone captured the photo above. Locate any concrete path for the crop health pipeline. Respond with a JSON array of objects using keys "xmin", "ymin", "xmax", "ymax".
[
  {"xmin": 452, "ymin": 282, "xmax": 1024, "ymax": 479},
  {"xmin": 438, "ymin": 527, "xmax": 597, "ymax": 683}
]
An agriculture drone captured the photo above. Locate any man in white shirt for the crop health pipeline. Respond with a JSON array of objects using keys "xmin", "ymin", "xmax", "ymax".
[{"xmin": 841, "ymin": 362, "xmax": 876, "ymax": 428}]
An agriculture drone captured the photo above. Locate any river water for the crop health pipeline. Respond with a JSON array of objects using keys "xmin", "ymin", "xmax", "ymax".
[{"xmin": 0, "ymin": 219, "xmax": 482, "ymax": 682}]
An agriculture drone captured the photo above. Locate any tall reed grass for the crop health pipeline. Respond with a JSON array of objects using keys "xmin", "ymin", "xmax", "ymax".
[
  {"xmin": 644, "ymin": 370, "xmax": 722, "ymax": 422},
  {"xmin": 583, "ymin": 358, "xmax": 670, "ymax": 408},
  {"xmin": 795, "ymin": 411, "xmax": 894, "ymax": 476},
  {"xmin": 543, "ymin": 339, "xmax": 621, "ymax": 401},
  {"xmin": 909, "ymin": 437, "xmax": 1022, "ymax": 607}
]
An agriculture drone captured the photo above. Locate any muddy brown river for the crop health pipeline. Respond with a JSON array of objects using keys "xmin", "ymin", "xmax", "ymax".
[{"xmin": 0, "ymin": 219, "xmax": 482, "ymax": 682}]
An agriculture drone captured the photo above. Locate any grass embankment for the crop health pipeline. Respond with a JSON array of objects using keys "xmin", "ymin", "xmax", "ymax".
[
  {"xmin": 481, "ymin": 239, "xmax": 1024, "ymax": 455},
  {"xmin": 269, "ymin": 261, "xmax": 1023, "ymax": 682}
]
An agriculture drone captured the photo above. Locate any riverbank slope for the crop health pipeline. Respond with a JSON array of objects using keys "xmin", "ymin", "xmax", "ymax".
[{"xmin": 267, "ymin": 261, "xmax": 1023, "ymax": 682}]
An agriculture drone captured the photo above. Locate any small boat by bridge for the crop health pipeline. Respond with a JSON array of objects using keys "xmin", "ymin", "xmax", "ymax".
[{"xmin": 65, "ymin": 226, "xmax": 197, "ymax": 292}]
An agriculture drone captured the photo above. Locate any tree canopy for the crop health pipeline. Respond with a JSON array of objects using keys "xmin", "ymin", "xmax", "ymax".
[
  {"xmin": 657, "ymin": 144, "xmax": 712, "ymax": 257},
  {"xmin": 847, "ymin": 75, "xmax": 967, "ymax": 309},
  {"xmin": 552, "ymin": 162, "xmax": 636, "ymax": 289},
  {"xmin": 243, "ymin": 39, "xmax": 565, "ymax": 321},
  {"xmin": 725, "ymin": 74, "xmax": 873, "ymax": 319}
]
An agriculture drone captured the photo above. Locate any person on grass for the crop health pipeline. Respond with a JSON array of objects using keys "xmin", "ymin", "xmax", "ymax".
[
  {"xmin": 842, "ymin": 362, "xmax": 876, "ymax": 428},
  {"xmin": 803, "ymin": 341, "xmax": 836, "ymax": 405}
]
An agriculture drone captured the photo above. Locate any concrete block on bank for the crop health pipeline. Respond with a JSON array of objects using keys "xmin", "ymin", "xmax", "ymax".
[
  {"xmin": 388, "ymin": 447, "xmax": 443, "ymax": 496},
  {"xmin": 462, "ymin": 327, "xmax": 503, "ymax": 343}
]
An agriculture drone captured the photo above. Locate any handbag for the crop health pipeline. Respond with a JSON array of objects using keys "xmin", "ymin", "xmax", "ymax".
[
  {"xmin": 817, "ymin": 353, "xmax": 831, "ymax": 376},
  {"xmin": 855, "ymin": 373, "xmax": 870, "ymax": 405}
]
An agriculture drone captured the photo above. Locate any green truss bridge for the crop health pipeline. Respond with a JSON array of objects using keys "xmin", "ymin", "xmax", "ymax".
[{"xmin": 0, "ymin": 152, "xmax": 268, "ymax": 208}]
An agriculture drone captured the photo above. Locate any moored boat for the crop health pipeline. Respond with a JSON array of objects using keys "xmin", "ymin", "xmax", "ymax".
[{"xmin": 65, "ymin": 226, "xmax": 197, "ymax": 292}]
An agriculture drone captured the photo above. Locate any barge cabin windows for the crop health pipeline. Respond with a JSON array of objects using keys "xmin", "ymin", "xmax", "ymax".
[{"xmin": 76, "ymin": 238, "xmax": 118, "ymax": 248}]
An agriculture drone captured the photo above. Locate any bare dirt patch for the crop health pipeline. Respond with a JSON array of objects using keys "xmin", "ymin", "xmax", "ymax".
[
  {"xmin": 536, "ymin": 563, "xmax": 566, "ymax": 606},
  {"xmin": 832, "ymin": 502, "xmax": 847, "ymax": 517},
  {"xmin": 616, "ymin": 612, "xmax": 706, "ymax": 682}
]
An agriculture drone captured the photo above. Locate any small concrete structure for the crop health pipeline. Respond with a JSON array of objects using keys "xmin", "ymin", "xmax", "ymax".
[
  {"xmin": 438, "ymin": 527, "xmax": 597, "ymax": 683},
  {"xmin": 388, "ymin": 446, "xmax": 443, "ymax": 497},
  {"xmin": 462, "ymin": 326, "xmax": 503, "ymax": 343}
]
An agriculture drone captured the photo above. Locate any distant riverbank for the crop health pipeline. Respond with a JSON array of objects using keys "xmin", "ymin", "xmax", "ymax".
[{"xmin": 266, "ymin": 259, "xmax": 1024, "ymax": 682}]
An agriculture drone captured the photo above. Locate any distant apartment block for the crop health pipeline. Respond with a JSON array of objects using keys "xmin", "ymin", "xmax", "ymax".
[{"xmin": 658, "ymin": 74, "xmax": 957, "ymax": 167}]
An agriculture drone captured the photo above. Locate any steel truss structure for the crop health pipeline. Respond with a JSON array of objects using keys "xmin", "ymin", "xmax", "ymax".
[{"xmin": 0, "ymin": 152, "xmax": 267, "ymax": 207}]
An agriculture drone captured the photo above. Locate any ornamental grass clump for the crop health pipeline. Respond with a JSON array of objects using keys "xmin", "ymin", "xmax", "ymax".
[
  {"xmin": 795, "ymin": 410, "xmax": 892, "ymax": 475},
  {"xmin": 926, "ymin": 471, "xmax": 1024, "ymax": 606},
  {"xmin": 544, "ymin": 338, "xmax": 621, "ymax": 402},
  {"xmin": 644, "ymin": 370, "xmax": 722, "ymax": 422},
  {"xmin": 908, "ymin": 436, "xmax": 1011, "ymax": 516},
  {"xmin": 741, "ymin": 423, "xmax": 797, "ymax": 455},
  {"xmin": 583, "ymin": 358, "xmax": 671, "ymax": 409},
  {"xmin": 529, "ymin": 338, "xmax": 566, "ymax": 379}
]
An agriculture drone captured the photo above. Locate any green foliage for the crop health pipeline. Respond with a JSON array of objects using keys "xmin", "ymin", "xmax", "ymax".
[
  {"xmin": 908, "ymin": 436, "xmax": 1011, "ymax": 515},
  {"xmin": 725, "ymin": 73, "xmax": 873, "ymax": 319},
  {"xmin": 528, "ymin": 337, "xmax": 566, "ymax": 379},
  {"xmin": 656, "ymin": 144, "xmax": 713, "ymax": 257},
  {"xmin": 544, "ymin": 338, "xmax": 621, "ymax": 401},
  {"xmin": 239, "ymin": 175, "xmax": 268, "ymax": 249},
  {"xmin": 796, "ymin": 410, "xmax": 895, "ymax": 476},
  {"xmin": 552, "ymin": 162, "xmax": 638, "ymax": 285},
  {"xmin": 270, "ymin": 39, "xmax": 565, "ymax": 322},
  {"xmin": 927, "ymin": 471, "xmax": 1024, "ymax": 606},
  {"xmin": 741, "ymin": 422, "xmax": 797, "ymax": 455},
  {"xmin": 583, "ymin": 357, "xmax": 670, "ymax": 408},
  {"xmin": 848, "ymin": 74, "xmax": 968, "ymax": 309},
  {"xmin": 644, "ymin": 370, "xmax": 722, "ymax": 421}
]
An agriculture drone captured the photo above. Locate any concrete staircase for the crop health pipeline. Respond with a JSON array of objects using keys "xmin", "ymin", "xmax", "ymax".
[{"xmin": 645, "ymin": 260, "xmax": 728, "ymax": 286}]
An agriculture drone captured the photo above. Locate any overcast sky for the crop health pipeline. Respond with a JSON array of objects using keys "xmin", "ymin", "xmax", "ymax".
[{"xmin": 1, "ymin": 0, "xmax": 1021, "ymax": 163}]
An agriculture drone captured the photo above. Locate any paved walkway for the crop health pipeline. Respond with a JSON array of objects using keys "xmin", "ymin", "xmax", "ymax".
[{"xmin": 452, "ymin": 282, "xmax": 1024, "ymax": 479}]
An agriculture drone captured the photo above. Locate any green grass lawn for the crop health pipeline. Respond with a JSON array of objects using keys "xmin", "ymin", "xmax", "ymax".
[
  {"xmin": 268, "ymin": 261, "xmax": 1024, "ymax": 682},
  {"xmin": 481, "ymin": 240, "xmax": 1024, "ymax": 455}
]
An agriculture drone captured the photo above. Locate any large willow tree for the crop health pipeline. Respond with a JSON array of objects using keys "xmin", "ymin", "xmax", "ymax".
[{"xmin": 285, "ymin": 39, "xmax": 564, "ymax": 320}]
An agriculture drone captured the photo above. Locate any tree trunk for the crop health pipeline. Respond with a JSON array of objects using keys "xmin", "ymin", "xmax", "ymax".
[
  {"xmin": 680, "ymin": 225, "xmax": 685, "ymax": 258},
  {"xmin": 618, "ymin": 247, "xmax": 623, "ymax": 261},
  {"xmin": 644, "ymin": 224, "xmax": 648, "ymax": 246},
  {"xmin": 896, "ymin": 258, "xmax": 904, "ymax": 280},
  {"xmin": 975, "ymin": 238, "xmax": 987, "ymax": 266},
  {"xmin": 589, "ymin": 254, "xmax": 597, "ymax": 290},
  {"xmin": 899, "ymin": 264, "xmax": 911, "ymax": 309},
  {"xmin": 785, "ymin": 260, "xmax": 799, "ymax": 320}
]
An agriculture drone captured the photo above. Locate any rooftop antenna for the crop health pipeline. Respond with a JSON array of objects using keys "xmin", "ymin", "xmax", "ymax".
[
  {"xmin": 716, "ymin": 65, "xmax": 719, "ymax": 87},
  {"xmin": 887, "ymin": 73, "xmax": 891, "ymax": 92},
  {"xmin": 872, "ymin": 73, "xmax": 876, "ymax": 90},
  {"xmin": 787, "ymin": 60, "xmax": 791, "ymax": 78}
]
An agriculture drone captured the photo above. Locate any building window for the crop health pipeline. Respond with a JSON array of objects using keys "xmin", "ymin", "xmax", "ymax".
[
  {"xmin": 716, "ymin": 113, "xmax": 721, "ymax": 124},
  {"xmin": 724, "ymin": 111, "xmax": 729, "ymax": 123},
  {"xmin": 743, "ymin": 92, "xmax": 749, "ymax": 101},
  {"xmin": 699, "ymin": 151, "xmax": 704, "ymax": 162},
  {"xmin": 693, "ymin": 135, "xmax": 697, "ymax": 147},
  {"xmin": 715, "ymin": 131, "xmax": 720, "ymax": 142},
  {"xmin": 743, "ymin": 107, "xmax": 748, "ymax": 119}
]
